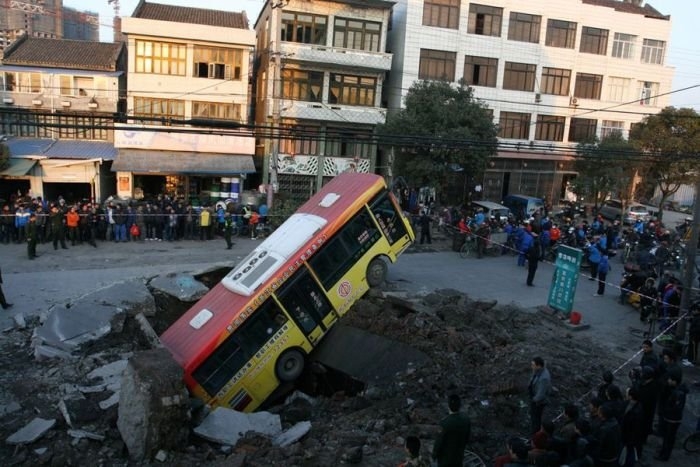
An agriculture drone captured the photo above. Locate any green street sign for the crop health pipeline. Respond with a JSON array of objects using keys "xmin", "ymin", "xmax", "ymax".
[{"xmin": 547, "ymin": 245, "xmax": 583, "ymax": 315}]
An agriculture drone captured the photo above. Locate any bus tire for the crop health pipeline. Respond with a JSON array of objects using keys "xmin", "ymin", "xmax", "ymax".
[
  {"xmin": 367, "ymin": 258, "xmax": 388, "ymax": 287},
  {"xmin": 275, "ymin": 349, "xmax": 305, "ymax": 382}
]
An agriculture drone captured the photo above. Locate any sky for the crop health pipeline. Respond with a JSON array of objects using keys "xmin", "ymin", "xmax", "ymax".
[{"xmin": 66, "ymin": 0, "xmax": 700, "ymax": 111}]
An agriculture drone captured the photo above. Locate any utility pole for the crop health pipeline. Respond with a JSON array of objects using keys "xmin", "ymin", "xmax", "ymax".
[{"xmin": 678, "ymin": 176, "xmax": 700, "ymax": 342}]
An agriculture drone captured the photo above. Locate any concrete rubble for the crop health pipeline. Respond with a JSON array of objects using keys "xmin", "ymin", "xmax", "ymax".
[
  {"xmin": 149, "ymin": 273, "xmax": 209, "ymax": 302},
  {"xmin": 193, "ymin": 407, "xmax": 283, "ymax": 446},
  {"xmin": 6, "ymin": 418, "xmax": 56, "ymax": 445}
]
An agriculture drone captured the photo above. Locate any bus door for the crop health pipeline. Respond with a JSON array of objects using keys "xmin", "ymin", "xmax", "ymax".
[{"xmin": 276, "ymin": 267, "xmax": 335, "ymax": 345}]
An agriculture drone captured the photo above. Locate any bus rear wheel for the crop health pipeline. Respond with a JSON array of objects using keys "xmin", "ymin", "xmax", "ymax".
[
  {"xmin": 275, "ymin": 349, "xmax": 305, "ymax": 382},
  {"xmin": 367, "ymin": 258, "xmax": 388, "ymax": 287}
]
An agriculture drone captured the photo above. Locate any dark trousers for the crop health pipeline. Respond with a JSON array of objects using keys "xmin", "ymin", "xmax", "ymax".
[
  {"xmin": 527, "ymin": 262, "xmax": 538, "ymax": 285},
  {"xmin": 597, "ymin": 272, "xmax": 607, "ymax": 295},
  {"xmin": 52, "ymin": 228, "xmax": 67, "ymax": 249},
  {"xmin": 420, "ymin": 228, "xmax": 431, "ymax": 244},
  {"xmin": 590, "ymin": 262, "xmax": 599, "ymax": 279},
  {"xmin": 530, "ymin": 401, "xmax": 545, "ymax": 435},
  {"xmin": 658, "ymin": 418, "xmax": 680, "ymax": 460},
  {"xmin": 0, "ymin": 284, "xmax": 9, "ymax": 306},
  {"xmin": 224, "ymin": 228, "xmax": 233, "ymax": 249},
  {"xmin": 27, "ymin": 238, "xmax": 37, "ymax": 258}
]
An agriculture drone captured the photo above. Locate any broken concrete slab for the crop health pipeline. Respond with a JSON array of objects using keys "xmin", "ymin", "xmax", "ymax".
[
  {"xmin": 149, "ymin": 273, "xmax": 209, "ymax": 302},
  {"xmin": 6, "ymin": 417, "xmax": 56, "ymax": 445},
  {"xmin": 67, "ymin": 429, "xmax": 105, "ymax": 441},
  {"xmin": 194, "ymin": 407, "xmax": 282, "ymax": 446},
  {"xmin": 32, "ymin": 343, "xmax": 75, "ymax": 361},
  {"xmin": 134, "ymin": 313, "xmax": 162, "ymax": 349},
  {"xmin": 273, "ymin": 421, "xmax": 311, "ymax": 447},
  {"xmin": 83, "ymin": 279, "xmax": 156, "ymax": 317},
  {"xmin": 88, "ymin": 359, "xmax": 128, "ymax": 391},
  {"xmin": 33, "ymin": 301, "xmax": 125, "ymax": 353},
  {"xmin": 117, "ymin": 348, "xmax": 190, "ymax": 461},
  {"xmin": 99, "ymin": 392, "xmax": 120, "ymax": 410}
]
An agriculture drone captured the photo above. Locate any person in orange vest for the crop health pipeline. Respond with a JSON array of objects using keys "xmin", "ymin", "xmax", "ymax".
[
  {"xmin": 550, "ymin": 224, "xmax": 561, "ymax": 244},
  {"xmin": 249, "ymin": 210, "xmax": 260, "ymax": 240},
  {"xmin": 65, "ymin": 205, "xmax": 80, "ymax": 246}
]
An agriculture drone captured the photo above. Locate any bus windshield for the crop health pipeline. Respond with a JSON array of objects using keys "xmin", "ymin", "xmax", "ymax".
[{"xmin": 160, "ymin": 173, "xmax": 415, "ymax": 412}]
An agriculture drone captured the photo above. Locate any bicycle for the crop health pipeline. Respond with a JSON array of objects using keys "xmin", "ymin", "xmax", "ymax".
[
  {"xmin": 459, "ymin": 235, "xmax": 476, "ymax": 258},
  {"xmin": 682, "ymin": 393, "xmax": 700, "ymax": 453}
]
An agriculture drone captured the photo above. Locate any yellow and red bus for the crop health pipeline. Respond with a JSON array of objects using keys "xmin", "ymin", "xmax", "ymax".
[{"xmin": 160, "ymin": 173, "xmax": 415, "ymax": 412}]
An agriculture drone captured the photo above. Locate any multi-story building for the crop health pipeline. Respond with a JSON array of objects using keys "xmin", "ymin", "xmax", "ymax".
[
  {"xmin": 116, "ymin": 1, "xmax": 256, "ymax": 202},
  {"xmin": 1, "ymin": 1, "xmax": 99, "ymax": 54},
  {"xmin": 254, "ymin": 0, "xmax": 394, "ymax": 202},
  {"xmin": 0, "ymin": 35, "xmax": 125, "ymax": 202},
  {"xmin": 386, "ymin": 0, "xmax": 674, "ymax": 202}
]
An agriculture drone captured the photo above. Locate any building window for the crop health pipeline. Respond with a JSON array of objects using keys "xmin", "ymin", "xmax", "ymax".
[
  {"xmin": 192, "ymin": 101, "xmax": 242, "ymax": 122},
  {"xmin": 580, "ymin": 26, "xmax": 608, "ymax": 55},
  {"xmin": 333, "ymin": 18, "xmax": 381, "ymax": 52},
  {"xmin": 281, "ymin": 12, "xmax": 327, "ymax": 45},
  {"xmin": 638, "ymin": 81, "xmax": 659, "ymax": 105},
  {"xmin": 574, "ymin": 73, "xmax": 603, "ymax": 100},
  {"xmin": 503, "ymin": 62, "xmax": 536, "ymax": 92},
  {"xmin": 507, "ymin": 12, "xmax": 541, "ymax": 43},
  {"xmin": 59, "ymin": 76, "xmax": 94, "ymax": 96},
  {"xmin": 612, "ymin": 33, "xmax": 636, "ymax": 59},
  {"xmin": 2, "ymin": 72, "xmax": 41, "ymax": 93},
  {"xmin": 568, "ymin": 117, "xmax": 597, "ymax": 142},
  {"xmin": 641, "ymin": 39, "xmax": 665, "ymax": 64},
  {"xmin": 326, "ymin": 128, "xmax": 373, "ymax": 158},
  {"xmin": 545, "ymin": 19, "xmax": 577, "ymax": 49},
  {"xmin": 535, "ymin": 115, "xmax": 565, "ymax": 141},
  {"xmin": 329, "ymin": 74, "xmax": 376, "ymax": 106},
  {"xmin": 463, "ymin": 56, "xmax": 497, "ymax": 87},
  {"xmin": 541, "ymin": 67, "xmax": 571, "ymax": 96},
  {"xmin": 601, "ymin": 120, "xmax": 625, "ymax": 138},
  {"xmin": 498, "ymin": 112, "xmax": 530, "ymax": 139},
  {"xmin": 57, "ymin": 114, "xmax": 109, "ymax": 140},
  {"xmin": 193, "ymin": 47, "xmax": 243, "ymax": 80},
  {"xmin": 422, "ymin": 0, "xmax": 459, "ymax": 29},
  {"xmin": 133, "ymin": 97, "xmax": 185, "ymax": 125},
  {"xmin": 607, "ymin": 76, "xmax": 631, "ymax": 102},
  {"xmin": 281, "ymin": 69, "xmax": 324, "ymax": 102},
  {"xmin": 280, "ymin": 124, "xmax": 319, "ymax": 155},
  {"xmin": 419, "ymin": 49, "xmax": 456, "ymax": 81},
  {"xmin": 467, "ymin": 4, "xmax": 503, "ymax": 37},
  {"xmin": 135, "ymin": 40, "xmax": 186, "ymax": 75}
]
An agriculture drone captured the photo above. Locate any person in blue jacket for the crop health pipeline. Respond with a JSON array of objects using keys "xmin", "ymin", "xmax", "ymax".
[
  {"xmin": 594, "ymin": 254, "xmax": 610, "ymax": 296},
  {"xmin": 588, "ymin": 239, "xmax": 602, "ymax": 281},
  {"xmin": 519, "ymin": 228, "xmax": 534, "ymax": 267}
]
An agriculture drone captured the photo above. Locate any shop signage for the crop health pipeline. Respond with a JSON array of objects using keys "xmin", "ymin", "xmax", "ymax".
[
  {"xmin": 547, "ymin": 245, "xmax": 582, "ymax": 316},
  {"xmin": 114, "ymin": 124, "xmax": 255, "ymax": 154}
]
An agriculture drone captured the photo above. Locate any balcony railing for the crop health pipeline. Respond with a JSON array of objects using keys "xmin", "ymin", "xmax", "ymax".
[
  {"xmin": 280, "ymin": 101, "xmax": 387, "ymax": 125},
  {"xmin": 279, "ymin": 42, "xmax": 392, "ymax": 71}
]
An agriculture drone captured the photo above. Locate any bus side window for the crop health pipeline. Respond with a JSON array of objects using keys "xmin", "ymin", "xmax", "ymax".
[{"xmin": 370, "ymin": 191, "xmax": 407, "ymax": 244}]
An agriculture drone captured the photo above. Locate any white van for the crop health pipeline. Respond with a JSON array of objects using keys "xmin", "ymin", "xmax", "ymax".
[{"xmin": 471, "ymin": 201, "xmax": 511, "ymax": 223}]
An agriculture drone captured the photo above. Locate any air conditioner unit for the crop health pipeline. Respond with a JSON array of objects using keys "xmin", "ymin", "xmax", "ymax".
[
  {"xmin": 2, "ymin": 97, "xmax": 14, "ymax": 104},
  {"xmin": 535, "ymin": 93, "xmax": 542, "ymax": 103},
  {"xmin": 61, "ymin": 101, "xmax": 71, "ymax": 107},
  {"xmin": 569, "ymin": 96, "xmax": 579, "ymax": 106},
  {"xmin": 32, "ymin": 99, "xmax": 43, "ymax": 106}
]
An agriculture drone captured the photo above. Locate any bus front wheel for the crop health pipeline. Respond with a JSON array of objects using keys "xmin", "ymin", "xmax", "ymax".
[
  {"xmin": 275, "ymin": 349, "xmax": 305, "ymax": 382},
  {"xmin": 367, "ymin": 258, "xmax": 388, "ymax": 287}
]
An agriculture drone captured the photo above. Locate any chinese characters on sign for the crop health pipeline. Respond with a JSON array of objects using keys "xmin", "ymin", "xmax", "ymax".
[{"xmin": 547, "ymin": 245, "xmax": 583, "ymax": 316}]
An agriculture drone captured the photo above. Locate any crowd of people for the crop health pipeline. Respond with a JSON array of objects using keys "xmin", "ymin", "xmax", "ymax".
[
  {"xmin": 398, "ymin": 348, "xmax": 692, "ymax": 467},
  {"xmin": 0, "ymin": 194, "xmax": 270, "ymax": 259}
]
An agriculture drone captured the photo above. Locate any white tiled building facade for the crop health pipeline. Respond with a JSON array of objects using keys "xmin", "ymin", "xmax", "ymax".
[
  {"xmin": 115, "ymin": 2, "xmax": 256, "ymax": 202},
  {"xmin": 254, "ymin": 0, "xmax": 394, "ymax": 200},
  {"xmin": 386, "ymin": 0, "xmax": 673, "ymax": 202}
]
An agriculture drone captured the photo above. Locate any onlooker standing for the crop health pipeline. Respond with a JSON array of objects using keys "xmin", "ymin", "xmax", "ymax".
[
  {"xmin": 200, "ymin": 205, "xmax": 212, "ymax": 240},
  {"xmin": 620, "ymin": 386, "xmax": 645, "ymax": 467},
  {"xmin": 0, "ymin": 266, "xmax": 13, "ymax": 309},
  {"xmin": 432, "ymin": 394, "xmax": 471, "ymax": 467},
  {"xmin": 655, "ymin": 373, "xmax": 687, "ymax": 461},
  {"xmin": 65, "ymin": 206, "xmax": 80, "ymax": 245},
  {"xmin": 525, "ymin": 232, "xmax": 540, "ymax": 286},
  {"xmin": 419, "ymin": 210, "xmax": 431, "ymax": 245},
  {"xmin": 594, "ymin": 254, "xmax": 610, "ymax": 296},
  {"xmin": 528, "ymin": 356, "xmax": 552, "ymax": 435},
  {"xmin": 224, "ymin": 212, "xmax": 234, "ymax": 249},
  {"xmin": 587, "ymin": 239, "xmax": 601, "ymax": 281},
  {"xmin": 49, "ymin": 205, "xmax": 68, "ymax": 250},
  {"xmin": 26, "ymin": 213, "xmax": 38, "ymax": 260},
  {"xmin": 594, "ymin": 404, "xmax": 622, "ymax": 467}
]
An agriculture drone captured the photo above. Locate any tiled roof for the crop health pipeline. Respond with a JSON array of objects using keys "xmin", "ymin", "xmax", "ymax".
[
  {"xmin": 2, "ymin": 36, "xmax": 124, "ymax": 72},
  {"xmin": 7, "ymin": 138, "xmax": 117, "ymax": 160},
  {"xmin": 132, "ymin": 1, "xmax": 249, "ymax": 29},
  {"xmin": 581, "ymin": 0, "xmax": 669, "ymax": 20}
]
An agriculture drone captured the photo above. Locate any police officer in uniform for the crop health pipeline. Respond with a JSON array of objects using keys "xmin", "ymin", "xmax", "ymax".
[{"xmin": 26, "ymin": 213, "xmax": 38, "ymax": 259}]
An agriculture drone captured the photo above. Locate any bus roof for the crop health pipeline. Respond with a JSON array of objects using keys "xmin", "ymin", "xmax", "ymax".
[{"xmin": 160, "ymin": 173, "xmax": 387, "ymax": 370}]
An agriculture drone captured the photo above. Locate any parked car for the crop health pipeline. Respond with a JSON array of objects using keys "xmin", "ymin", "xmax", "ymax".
[
  {"xmin": 597, "ymin": 199, "xmax": 650, "ymax": 224},
  {"xmin": 552, "ymin": 199, "xmax": 585, "ymax": 219},
  {"xmin": 501, "ymin": 194, "xmax": 544, "ymax": 221},
  {"xmin": 471, "ymin": 200, "xmax": 511, "ymax": 223}
]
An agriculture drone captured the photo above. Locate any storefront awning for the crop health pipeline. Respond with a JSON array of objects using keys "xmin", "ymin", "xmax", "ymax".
[
  {"xmin": 0, "ymin": 158, "xmax": 37, "ymax": 177},
  {"xmin": 112, "ymin": 149, "xmax": 256, "ymax": 175}
]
